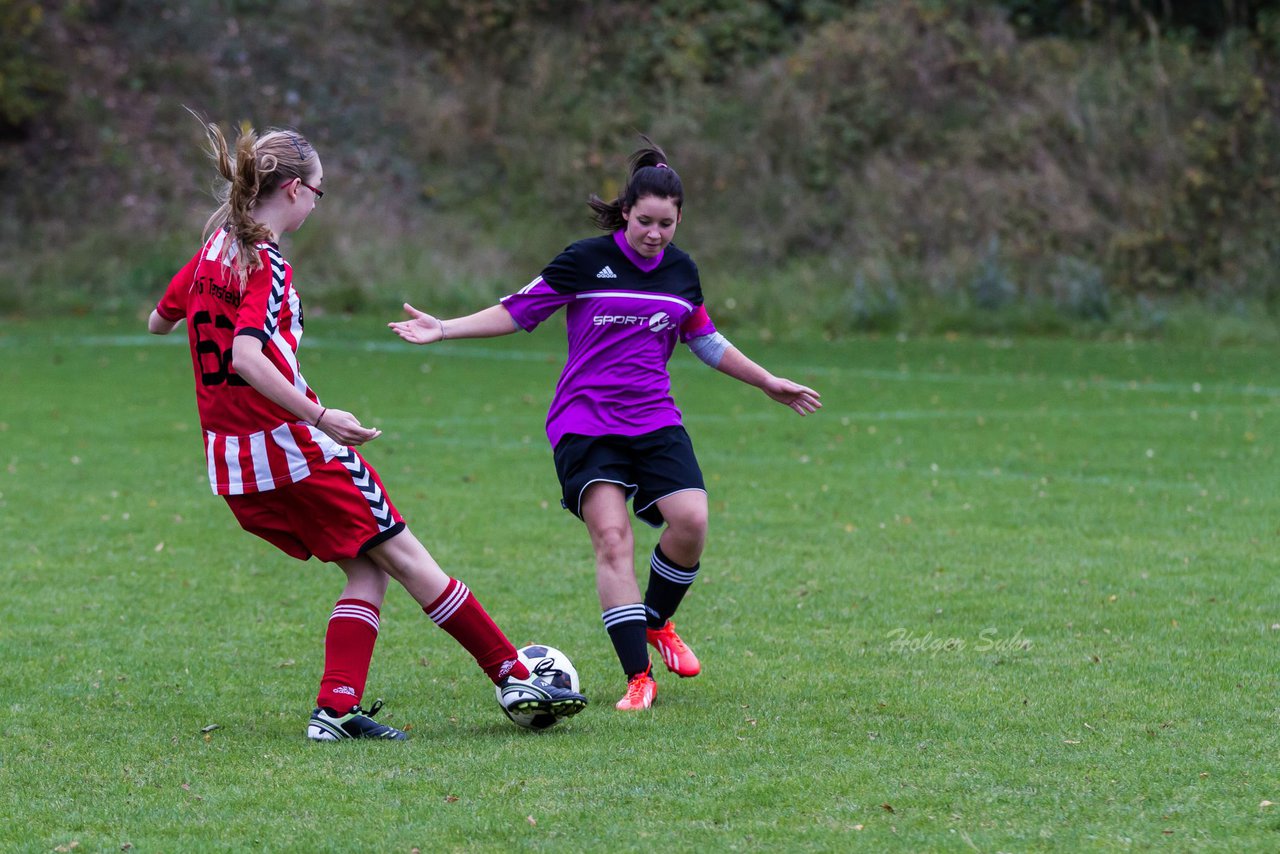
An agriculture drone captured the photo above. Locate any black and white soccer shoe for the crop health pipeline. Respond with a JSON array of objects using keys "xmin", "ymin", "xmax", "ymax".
[
  {"xmin": 498, "ymin": 674, "xmax": 588, "ymax": 720},
  {"xmin": 306, "ymin": 699, "xmax": 408, "ymax": 741}
]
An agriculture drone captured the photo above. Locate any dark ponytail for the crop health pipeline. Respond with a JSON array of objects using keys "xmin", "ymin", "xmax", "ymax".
[{"xmin": 588, "ymin": 135, "xmax": 684, "ymax": 231}]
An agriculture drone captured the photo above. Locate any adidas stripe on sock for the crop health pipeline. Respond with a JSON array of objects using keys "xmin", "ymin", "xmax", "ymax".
[
  {"xmin": 644, "ymin": 545, "xmax": 699, "ymax": 629},
  {"xmin": 316, "ymin": 598, "xmax": 380, "ymax": 713},
  {"xmin": 425, "ymin": 578, "xmax": 527, "ymax": 683},
  {"xmin": 602, "ymin": 603, "xmax": 650, "ymax": 676}
]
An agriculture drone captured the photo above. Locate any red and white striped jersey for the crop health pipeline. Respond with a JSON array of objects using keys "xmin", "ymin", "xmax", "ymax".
[{"xmin": 156, "ymin": 230, "xmax": 343, "ymax": 495}]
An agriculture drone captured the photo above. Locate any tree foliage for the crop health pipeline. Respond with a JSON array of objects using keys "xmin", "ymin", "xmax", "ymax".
[
  {"xmin": 999, "ymin": 0, "xmax": 1280, "ymax": 40},
  {"xmin": 3, "ymin": 0, "xmax": 1279, "ymax": 326},
  {"xmin": 0, "ymin": 0, "xmax": 63, "ymax": 141}
]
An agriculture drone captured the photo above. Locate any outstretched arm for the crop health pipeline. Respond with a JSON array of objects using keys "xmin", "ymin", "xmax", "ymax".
[
  {"xmin": 388, "ymin": 303, "xmax": 519, "ymax": 345},
  {"xmin": 714, "ymin": 345, "xmax": 822, "ymax": 416}
]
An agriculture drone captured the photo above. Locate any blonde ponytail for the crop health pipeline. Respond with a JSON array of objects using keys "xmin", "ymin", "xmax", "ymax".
[{"xmin": 189, "ymin": 110, "xmax": 318, "ymax": 289}]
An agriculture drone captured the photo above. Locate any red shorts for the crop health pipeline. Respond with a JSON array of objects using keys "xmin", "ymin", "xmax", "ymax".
[{"xmin": 224, "ymin": 447, "xmax": 405, "ymax": 562}]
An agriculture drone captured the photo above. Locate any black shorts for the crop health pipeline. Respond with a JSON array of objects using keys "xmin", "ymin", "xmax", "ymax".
[{"xmin": 553, "ymin": 426, "xmax": 706, "ymax": 527}]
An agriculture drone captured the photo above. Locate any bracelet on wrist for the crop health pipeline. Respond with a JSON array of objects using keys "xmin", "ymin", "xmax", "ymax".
[
  {"xmin": 437, "ymin": 317, "xmax": 447, "ymax": 340},
  {"xmin": 313, "ymin": 407, "xmax": 328, "ymax": 427}
]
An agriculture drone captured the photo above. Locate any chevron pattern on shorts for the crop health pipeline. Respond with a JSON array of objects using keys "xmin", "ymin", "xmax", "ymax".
[{"xmin": 336, "ymin": 449, "xmax": 395, "ymax": 531}]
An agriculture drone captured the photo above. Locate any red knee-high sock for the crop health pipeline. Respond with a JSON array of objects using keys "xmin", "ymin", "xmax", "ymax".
[
  {"xmin": 424, "ymin": 578, "xmax": 528, "ymax": 684},
  {"xmin": 316, "ymin": 598, "xmax": 380, "ymax": 713}
]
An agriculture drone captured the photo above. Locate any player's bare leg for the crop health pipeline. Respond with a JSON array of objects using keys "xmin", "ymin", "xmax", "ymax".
[
  {"xmin": 367, "ymin": 529, "xmax": 585, "ymax": 716},
  {"xmin": 582, "ymin": 483, "xmax": 657, "ymax": 710},
  {"xmin": 644, "ymin": 490, "xmax": 707, "ymax": 678}
]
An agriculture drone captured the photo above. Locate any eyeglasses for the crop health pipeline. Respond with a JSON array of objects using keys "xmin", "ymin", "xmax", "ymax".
[{"xmin": 299, "ymin": 180, "xmax": 324, "ymax": 200}]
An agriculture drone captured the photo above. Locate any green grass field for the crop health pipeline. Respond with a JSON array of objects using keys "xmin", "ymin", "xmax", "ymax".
[{"xmin": 1, "ymin": 315, "xmax": 1277, "ymax": 852}]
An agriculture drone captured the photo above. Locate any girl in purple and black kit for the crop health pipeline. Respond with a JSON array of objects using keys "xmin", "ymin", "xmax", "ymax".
[{"xmin": 390, "ymin": 137, "xmax": 821, "ymax": 711}]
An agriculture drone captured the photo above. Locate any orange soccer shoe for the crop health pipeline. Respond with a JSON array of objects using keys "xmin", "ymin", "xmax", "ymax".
[
  {"xmin": 615, "ymin": 666, "xmax": 658, "ymax": 711},
  {"xmin": 646, "ymin": 620, "xmax": 702, "ymax": 678}
]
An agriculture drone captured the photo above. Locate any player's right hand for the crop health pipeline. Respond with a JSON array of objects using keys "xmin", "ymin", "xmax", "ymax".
[
  {"xmin": 388, "ymin": 303, "xmax": 444, "ymax": 345},
  {"xmin": 318, "ymin": 408, "xmax": 382, "ymax": 446}
]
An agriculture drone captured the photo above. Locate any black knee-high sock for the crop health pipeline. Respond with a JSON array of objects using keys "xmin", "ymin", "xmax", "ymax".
[
  {"xmin": 602, "ymin": 603, "xmax": 650, "ymax": 676},
  {"xmin": 644, "ymin": 544, "xmax": 700, "ymax": 629}
]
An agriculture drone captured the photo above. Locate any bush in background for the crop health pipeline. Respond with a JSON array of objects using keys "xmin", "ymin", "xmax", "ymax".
[{"xmin": 1, "ymin": 0, "xmax": 1278, "ymax": 341}]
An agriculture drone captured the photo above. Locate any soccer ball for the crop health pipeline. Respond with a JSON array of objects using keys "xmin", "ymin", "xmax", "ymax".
[{"xmin": 496, "ymin": 644, "xmax": 581, "ymax": 731}]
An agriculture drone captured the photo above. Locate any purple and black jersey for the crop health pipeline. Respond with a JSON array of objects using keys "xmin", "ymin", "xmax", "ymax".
[{"xmin": 501, "ymin": 231, "xmax": 718, "ymax": 448}]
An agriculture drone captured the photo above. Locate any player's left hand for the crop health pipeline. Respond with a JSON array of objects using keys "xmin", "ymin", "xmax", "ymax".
[
  {"xmin": 317, "ymin": 408, "xmax": 382, "ymax": 446},
  {"xmin": 763, "ymin": 377, "xmax": 822, "ymax": 416}
]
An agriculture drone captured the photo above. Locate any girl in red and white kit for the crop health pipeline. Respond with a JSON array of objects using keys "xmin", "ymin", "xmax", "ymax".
[{"xmin": 149, "ymin": 117, "xmax": 585, "ymax": 739}]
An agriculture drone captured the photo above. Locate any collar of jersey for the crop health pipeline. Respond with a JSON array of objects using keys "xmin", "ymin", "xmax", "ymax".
[{"xmin": 613, "ymin": 230, "xmax": 664, "ymax": 272}]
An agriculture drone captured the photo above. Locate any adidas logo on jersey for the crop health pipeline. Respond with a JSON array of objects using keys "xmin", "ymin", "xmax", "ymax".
[{"xmin": 596, "ymin": 266, "xmax": 618, "ymax": 279}]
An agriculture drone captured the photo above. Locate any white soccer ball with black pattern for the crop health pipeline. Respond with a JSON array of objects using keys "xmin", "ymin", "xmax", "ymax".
[{"xmin": 496, "ymin": 644, "xmax": 581, "ymax": 731}]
